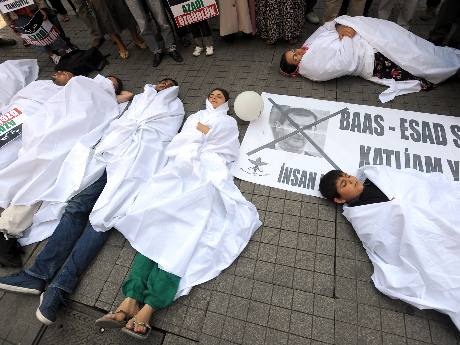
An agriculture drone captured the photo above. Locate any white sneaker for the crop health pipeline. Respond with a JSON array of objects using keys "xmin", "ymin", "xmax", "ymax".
[
  {"xmin": 205, "ymin": 46, "xmax": 214, "ymax": 56},
  {"xmin": 306, "ymin": 11, "xmax": 320, "ymax": 24},
  {"xmin": 50, "ymin": 54, "xmax": 61, "ymax": 65},
  {"xmin": 192, "ymin": 46, "xmax": 203, "ymax": 56}
]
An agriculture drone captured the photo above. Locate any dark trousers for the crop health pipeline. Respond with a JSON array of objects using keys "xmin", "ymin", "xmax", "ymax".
[
  {"xmin": 305, "ymin": 0, "xmax": 317, "ymax": 14},
  {"xmin": 429, "ymin": 0, "xmax": 460, "ymax": 48},
  {"xmin": 190, "ymin": 20, "xmax": 211, "ymax": 38},
  {"xmin": 427, "ymin": 0, "xmax": 441, "ymax": 9},
  {"xmin": 25, "ymin": 172, "xmax": 110, "ymax": 294},
  {"xmin": 48, "ymin": 0, "xmax": 68, "ymax": 15}
]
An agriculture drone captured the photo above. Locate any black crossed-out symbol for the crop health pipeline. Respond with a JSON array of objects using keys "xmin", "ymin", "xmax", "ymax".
[{"xmin": 246, "ymin": 98, "xmax": 348, "ymax": 170}]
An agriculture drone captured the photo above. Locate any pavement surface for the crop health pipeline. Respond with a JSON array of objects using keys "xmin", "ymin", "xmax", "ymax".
[{"xmin": 1, "ymin": 1, "xmax": 460, "ymax": 344}]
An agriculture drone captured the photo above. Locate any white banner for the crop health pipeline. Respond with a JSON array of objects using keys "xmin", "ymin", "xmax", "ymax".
[
  {"xmin": 0, "ymin": 0, "xmax": 33, "ymax": 13},
  {"xmin": 232, "ymin": 93, "xmax": 460, "ymax": 198}
]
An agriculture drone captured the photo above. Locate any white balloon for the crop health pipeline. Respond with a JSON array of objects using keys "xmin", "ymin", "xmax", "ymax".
[{"xmin": 234, "ymin": 91, "xmax": 264, "ymax": 122}]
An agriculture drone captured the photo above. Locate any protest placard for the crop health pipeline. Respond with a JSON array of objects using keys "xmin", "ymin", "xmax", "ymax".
[
  {"xmin": 0, "ymin": 0, "xmax": 33, "ymax": 14},
  {"xmin": 233, "ymin": 93, "xmax": 460, "ymax": 197},
  {"xmin": 167, "ymin": 0, "xmax": 218, "ymax": 28}
]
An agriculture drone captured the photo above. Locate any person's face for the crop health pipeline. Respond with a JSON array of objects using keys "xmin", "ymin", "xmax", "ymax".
[
  {"xmin": 284, "ymin": 48, "xmax": 307, "ymax": 66},
  {"xmin": 334, "ymin": 173, "xmax": 364, "ymax": 204},
  {"xmin": 155, "ymin": 79, "xmax": 175, "ymax": 92},
  {"xmin": 208, "ymin": 90, "xmax": 226, "ymax": 109},
  {"xmin": 51, "ymin": 70, "xmax": 74, "ymax": 86},
  {"xmin": 107, "ymin": 76, "xmax": 119, "ymax": 93},
  {"xmin": 272, "ymin": 108, "xmax": 316, "ymax": 154}
]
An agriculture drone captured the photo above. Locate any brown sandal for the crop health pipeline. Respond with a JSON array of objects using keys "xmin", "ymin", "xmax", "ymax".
[
  {"xmin": 95, "ymin": 309, "xmax": 131, "ymax": 329},
  {"xmin": 121, "ymin": 316, "xmax": 152, "ymax": 340}
]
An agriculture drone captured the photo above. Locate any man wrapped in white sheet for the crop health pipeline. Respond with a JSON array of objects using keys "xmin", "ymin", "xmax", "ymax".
[
  {"xmin": 0, "ymin": 73, "xmax": 122, "ymax": 239},
  {"xmin": 89, "ymin": 79, "xmax": 185, "ymax": 232},
  {"xmin": 0, "ymin": 59, "xmax": 39, "ymax": 110},
  {"xmin": 95, "ymin": 89, "xmax": 261, "ymax": 339},
  {"xmin": 319, "ymin": 165, "xmax": 460, "ymax": 330},
  {"xmin": 280, "ymin": 15, "xmax": 460, "ymax": 102}
]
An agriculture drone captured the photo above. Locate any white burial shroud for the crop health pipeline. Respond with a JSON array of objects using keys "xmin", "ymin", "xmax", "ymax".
[
  {"xmin": 343, "ymin": 165, "xmax": 460, "ymax": 330},
  {"xmin": 89, "ymin": 85, "xmax": 185, "ymax": 231},
  {"xmin": 113, "ymin": 100, "xmax": 262, "ymax": 298},
  {"xmin": 0, "ymin": 59, "xmax": 39, "ymax": 110},
  {"xmin": 0, "ymin": 76, "xmax": 120, "ymax": 210},
  {"xmin": 299, "ymin": 15, "xmax": 460, "ymax": 102},
  {"xmin": 0, "ymin": 79, "xmax": 62, "ymax": 171}
]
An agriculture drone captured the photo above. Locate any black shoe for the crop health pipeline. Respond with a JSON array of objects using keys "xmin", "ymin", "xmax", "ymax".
[
  {"xmin": 152, "ymin": 52, "xmax": 163, "ymax": 67},
  {"xmin": 168, "ymin": 49, "xmax": 183, "ymax": 63},
  {"xmin": 0, "ymin": 237, "xmax": 22, "ymax": 268},
  {"xmin": 0, "ymin": 38, "xmax": 17, "ymax": 47}
]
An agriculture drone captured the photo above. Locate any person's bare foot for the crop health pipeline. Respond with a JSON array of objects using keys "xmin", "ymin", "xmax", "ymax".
[
  {"xmin": 103, "ymin": 297, "xmax": 140, "ymax": 322},
  {"xmin": 125, "ymin": 304, "xmax": 154, "ymax": 334}
]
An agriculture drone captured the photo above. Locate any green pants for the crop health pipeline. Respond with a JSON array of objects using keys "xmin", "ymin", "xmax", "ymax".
[{"xmin": 122, "ymin": 253, "xmax": 180, "ymax": 310}]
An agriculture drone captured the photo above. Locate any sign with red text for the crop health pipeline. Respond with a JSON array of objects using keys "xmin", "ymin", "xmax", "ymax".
[
  {"xmin": 14, "ymin": 11, "xmax": 60, "ymax": 46},
  {"xmin": 0, "ymin": 0, "xmax": 33, "ymax": 13},
  {"xmin": 232, "ymin": 93, "xmax": 460, "ymax": 198},
  {"xmin": 167, "ymin": 0, "xmax": 219, "ymax": 28},
  {"xmin": 0, "ymin": 106, "xmax": 25, "ymax": 148}
]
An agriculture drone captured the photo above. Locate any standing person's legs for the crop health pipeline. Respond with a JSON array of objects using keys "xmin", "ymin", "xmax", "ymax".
[
  {"xmin": 347, "ymin": 0, "xmax": 365, "ymax": 16},
  {"xmin": 71, "ymin": 0, "xmax": 103, "ymax": 46},
  {"xmin": 377, "ymin": 0, "xmax": 395, "ymax": 20},
  {"xmin": 324, "ymin": 0, "xmax": 343, "ymax": 22},
  {"xmin": 396, "ymin": 0, "xmax": 418, "ymax": 29},
  {"xmin": 48, "ymin": 0, "xmax": 68, "ymax": 16},
  {"xmin": 145, "ymin": 0, "xmax": 175, "ymax": 50},
  {"xmin": 429, "ymin": 0, "xmax": 460, "ymax": 47},
  {"xmin": 305, "ymin": 0, "xmax": 319, "ymax": 24},
  {"xmin": 363, "ymin": 0, "xmax": 373, "ymax": 16}
]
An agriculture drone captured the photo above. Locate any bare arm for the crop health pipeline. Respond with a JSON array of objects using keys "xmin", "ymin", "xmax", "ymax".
[{"xmin": 116, "ymin": 90, "xmax": 134, "ymax": 104}]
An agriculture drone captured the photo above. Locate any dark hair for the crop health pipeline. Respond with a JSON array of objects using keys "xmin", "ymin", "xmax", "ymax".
[
  {"xmin": 279, "ymin": 52, "xmax": 298, "ymax": 75},
  {"xmin": 208, "ymin": 88, "xmax": 230, "ymax": 102},
  {"xmin": 107, "ymin": 75, "xmax": 123, "ymax": 95},
  {"xmin": 160, "ymin": 78, "xmax": 178, "ymax": 86},
  {"xmin": 319, "ymin": 170, "xmax": 344, "ymax": 201}
]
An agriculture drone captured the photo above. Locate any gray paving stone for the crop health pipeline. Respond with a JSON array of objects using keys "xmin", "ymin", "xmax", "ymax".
[
  {"xmin": 315, "ymin": 236, "xmax": 335, "ymax": 256},
  {"xmin": 288, "ymin": 334, "xmax": 312, "ymax": 345},
  {"xmin": 271, "ymin": 285, "xmax": 294, "ymax": 309},
  {"xmin": 267, "ymin": 197, "xmax": 285, "ymax": 213},
  {"xmin": 232, "ymin": 276, "xmax": 254, "ymax": 299},
  {"xmin": 317, "ymin": 220, "xmax": 335, "ymax": 238},
  {"xmin": 382, "ymin": 333, "xmax": 407, "ymax": 345},
  {"xmin": 313, "ymin": 295, "xmax": 334, "ymax": 319},
  {"xmin": 272, "ymin": 264, "xmax": 294, "ymax": 288},
  {"xmin": 221, "ymin": 317, "xmax": 246, "ymax": 344},
  {"xmin": 336, "ymin": 276, "xmax": 357, "ymax": 301},
  {"xmin": 356, "ymin": 280, "xmax": 381, "ymax": 307},
  {"xmin": 208, "ymin": 291, "xmax": 230, "ymax": 315},
  {"xmin": 297, "ymin": 233, "xmax": 317, "ymax": 252},
  {"xmin": 313, "ymin": 272, "xmax": 334, "ymax": 297},
  {"xmin": 265, "ymin": 328, "xmax": 289, "ymax": 345},
  {"xmin": 301, "ymin": 202, "xmax": 319, "ymax": 218},
  {"xmin": 279, "ymin": 230, "xmax": 298, "ymax": 249},
  {"xmin": 267, "ymin": 306, "xmax": 291, "ymax": 333},
  {"xmin": 202, "ymin": 312, "xmax": 225, "ymax": 338},
  {"xmin": 242, "ymin": 322, "xmax": 267, "ymax": 345},
  {"xmin": 311, "ymin": 316, "xmax": 334, "ymax": 344},
  {"xmin": 381, "ymin": 309, "xmax": 406, "ymax": 337},
  {"xmin": 276, "ymin": 246, "xmax": 296, "ymax": 267},
  {"xmin": 295, "ymin": 249, "xmax": 315, "ymax": 271},
  {"xmin": 292, "ymin": 268, "xmax": 314, "ymax": 292},
  {"xmin": 314, "ymin": 254, "xmax": 334, "ymax": 275},
  {"xmin": 358, "ymin": 327, "xmax": 383, "ymax": 345},
  {"xmin": 404, "ymin": 315, "xmax": 432, "ymax": 343},
  {"xmin": 251, "ymin": 280, "xmax": 274, "ymax": 304},
  {"xmin": 247, "ymin": 300, "xmax": 270, "ymax": 327},
  {"xmin": 183, "ymin": 307, "xmax": 206, "ymax": 333},
  {"xmin": 254, "ymin": 260, "xmax": 275, "ymax": 283},
  {"xmin": 227, "ymin": 296, "xmax": 250, "ymax": 321},
  {"xmin": 358, "ymin": 304, "xmax": 382, "ymax": 331},
  {"xmin": 429, "ymin": 319, "xmax": 458, "ymax": 345},
  {"xmin": 335, "ymin": 321, "xmax": 358, "ymax": 345},
  {"xmin": 235, "ymin": 257, "xmax": 256, "ymax": 278},
  {"xmin": 281, "ymin": 214, "xmax": 300, "ymax": 232},
  {"xmin": 335, "ymin": 298, "xmax": 358, "ymax": 324},
  {"xmin": 299, "ymin": 217, "xmax": 318, "ymax": 235},
  {"xmin": 261, "ymin": 227, "xmax": 281, "ymax": 245}
]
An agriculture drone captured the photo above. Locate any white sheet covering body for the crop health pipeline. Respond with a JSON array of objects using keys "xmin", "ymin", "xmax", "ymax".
[
  {"xmin": 0, "ymin": 59, "xmax": 39, "ymax": 109},
  {"xmin": 114, "ymin": 100, "xmax": 262, "ymax": 298},
  {"xmin": 0, "ymin": 80, "xmax": 62, "ymax": 171},
  {"xmin": 0, "ymin": 75, "xmax": 119, "ymax": 210},
  {"xmin": 89, "ymin": 85, "xmax": 185, "ymax": 231},
  {"xmin": 343, "ymin": 165, "xmax": 460, "ymax": 330},
  {"xmin": 298, "ymin": 16, "xmax": 460, "ymax": 102}
]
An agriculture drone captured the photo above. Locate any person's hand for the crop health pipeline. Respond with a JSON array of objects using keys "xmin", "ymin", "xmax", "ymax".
[
  {"xmin": 116, "ymin": 90, "xmax": 134, "ymax": 104},
  {"xmin": 40, "ymin": 9, "xmax": 48, "ymax": 20},
  {"xmin": 336, "ymin": 25, "xmax": 356, "ymax": 40},
  {"xmin": 197, "ymin": 122, "xmax": 210, "ymax": 134}
]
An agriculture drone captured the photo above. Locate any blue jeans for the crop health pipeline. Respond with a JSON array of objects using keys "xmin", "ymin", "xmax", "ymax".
[{"xmin": 26, "ymin": 172, "xmax": 110, "ymax": 294}]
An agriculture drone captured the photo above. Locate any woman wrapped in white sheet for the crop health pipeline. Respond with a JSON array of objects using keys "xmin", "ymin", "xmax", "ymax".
[
  {"xmin": 280, "ymin": 15, "xmax": 460, "ymax": 102},
  {"xmin": 96, "ymin": 88, "xmax": 261, "ymax": 339}
]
